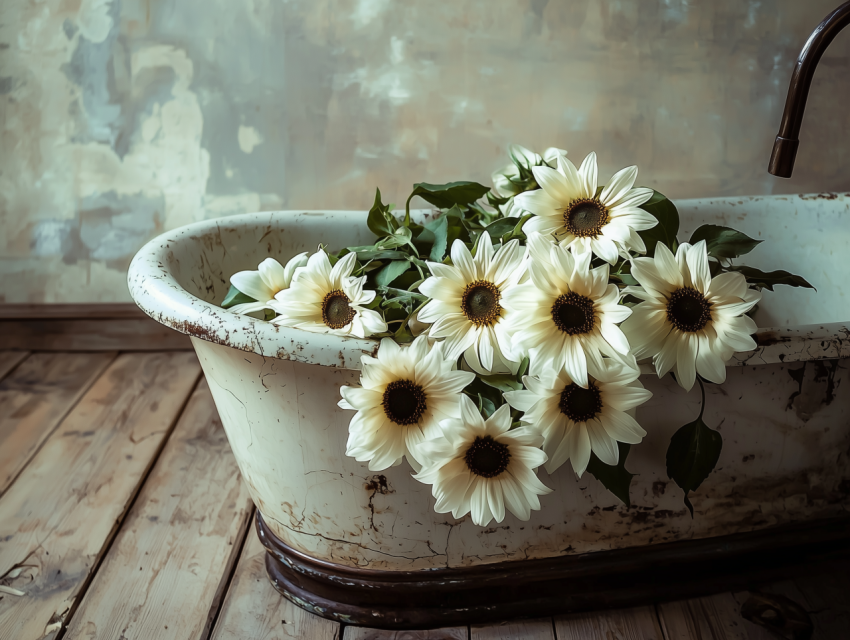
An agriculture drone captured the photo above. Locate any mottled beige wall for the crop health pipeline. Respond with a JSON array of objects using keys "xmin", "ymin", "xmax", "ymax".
[{"xmin": 1, "ymin": 0, "xmax": 849, "ymax": 303}]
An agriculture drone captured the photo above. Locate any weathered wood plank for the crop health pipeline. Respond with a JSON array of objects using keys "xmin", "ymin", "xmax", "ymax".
[
  {"xmin": 63, "ymin": 380, "xmax": 253, "ymax": 639},
  {"xmin": 0, "ymin": 350, "xmax": 29, "ymax": 380},
  {"xmin": 0, "ymin": 351, "xmax": 116, "ymax": 495},
  {"xmin": 555, "ymin": 606, "xmax": 664, "ymax": 639},
  {"xmin": 345, "ymin": 625, "xmax": 467, "ymax": 639},
  {"xmin": 792, "ymin": 568, "xmax": 850, "ymax": 640},
  {"xmin": 0, "ymin": 318, "xmax": 192, "ymax": 351},
  {"xmin": 0, "ymin": 352, "xmax": 201, "ymax": 640},
  {"xmin": 470, "ymin": 619, "xmax": 554, "ymax": 640},
  {"xmin": 211, "ymin": 526, "xmax": 340, "ymax": 640}
]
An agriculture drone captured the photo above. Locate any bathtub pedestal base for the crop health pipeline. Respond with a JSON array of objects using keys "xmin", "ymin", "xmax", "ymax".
[{"xmin": 256, "ymin": 511, "xmax": 850, "ymax": 629}]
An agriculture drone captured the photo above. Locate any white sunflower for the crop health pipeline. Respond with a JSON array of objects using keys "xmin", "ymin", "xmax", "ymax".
[
  {"xmin": 414, "ymin": 396, "xmax": 551, "ymax": 526},
  {"xmin": 620, "ymin": 240, "xmax": 762, "ymax": 391},
  {"xmin": 501, "ymin": 233, "xmax": 632, "ymax": 387},
  {"xmin": 228, "ymin": 254, "xmax": 308, "ymax": 315},
  {"xmin": 417, "ymin": 232, "xmax": 525, "ymax": 375},
  {"xmin": 270, "ymin": 249, "xmax": 387, "ymax": 338},
  {"xmin": 513, "ymin": 152, "xmax": 657, "ymax": 263},
  {"xmin": 339, "ymin": 336, "xmax": 475, "ymax": 472},
  {"xmin": 504, "ymin": 357, "xmax": 651, "ymax": 477},
  {"xmin": 492, "ymin": 145, "xmax": 569, "ymax": 218}
]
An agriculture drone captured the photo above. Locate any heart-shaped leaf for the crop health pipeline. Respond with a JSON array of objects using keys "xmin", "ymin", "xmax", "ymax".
[{"xmin": 689, "ymin": 224, "xmax": 762, "ymax": 259}]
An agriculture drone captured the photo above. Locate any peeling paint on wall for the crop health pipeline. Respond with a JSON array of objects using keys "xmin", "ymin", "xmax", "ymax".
[{"xmin": 1, "ymin": 0, "xmax": 849, "ymax": 302}]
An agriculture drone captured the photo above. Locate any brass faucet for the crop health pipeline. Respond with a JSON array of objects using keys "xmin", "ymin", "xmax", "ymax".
[{"xmin": 769, "ymin": 2, "xmax": 850, "ymax": 177}]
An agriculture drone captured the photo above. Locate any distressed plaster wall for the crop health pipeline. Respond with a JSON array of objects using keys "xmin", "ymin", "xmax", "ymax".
[{"xmin": 1, "ymin": 0, "xmax": 849, "ymax": 303}]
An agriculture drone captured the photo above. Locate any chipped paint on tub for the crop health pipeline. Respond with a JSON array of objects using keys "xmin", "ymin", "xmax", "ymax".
[{"xmin": 127, "ymin": 195, "xmax": 850, "ymax": 571}]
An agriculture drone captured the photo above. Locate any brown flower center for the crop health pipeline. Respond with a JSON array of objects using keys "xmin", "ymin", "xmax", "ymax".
[
  {"xmin": 464, "ymin": 435, "xmax": 511, "ymax": 478},
  {"xmin": 382, "ymin": 380, "xmax": 427, "ymax": 425},
  {"xmin": 666, "ymin": 287, "xmax": 712, "ymax": 332},
  {"xmin": 461, "ymin": 280, "xmax": 502, "ymax": 327},
  {"xmin": 564, "ymin": 198, "xmax": 609, "ymax": 238},
  {"xmin": 559, "ymin": 381, "xmax": 603, "ymax": 422},
  {"xmin": 551, "ymin": 292, "xmax": 596, "ymax": 335},
  {"xmin": 321, "ymin": 289, "xmax": 356, "ymax": 329}
]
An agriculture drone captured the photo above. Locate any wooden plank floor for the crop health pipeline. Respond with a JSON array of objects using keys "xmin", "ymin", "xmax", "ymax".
[{"xmin": 0, "ymin": 348, "xmax": 847, "ymax": 639}]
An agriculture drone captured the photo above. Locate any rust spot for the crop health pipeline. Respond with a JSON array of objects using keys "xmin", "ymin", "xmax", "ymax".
[
  {"xmin": 756, "ymin": 331, "xmax": 791, "ymax": 347},
  {"xmin": 799, "ymin": 192, "xmax": 838, "ymax": 200},
  {"xmin": 365, "ymin": 475, "xmax": 394, "ymax": 532},
  {"xmin": 652, "ymin": 481, "xmax": 667, "ymax": 497},
  {"xmin": 742, "ymin": 454, "xmax": 755, "ymax": 463}
]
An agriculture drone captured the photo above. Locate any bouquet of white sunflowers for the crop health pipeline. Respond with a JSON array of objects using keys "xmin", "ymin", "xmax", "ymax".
[{"xmin": 221, "ymin": 145, "xmax": 813, "ymax": 527}]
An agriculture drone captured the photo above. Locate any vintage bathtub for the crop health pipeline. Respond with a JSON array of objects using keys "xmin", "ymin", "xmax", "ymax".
[{"xmin": 128, "ymin": 193, "xmax": 850, "ymax": 628}]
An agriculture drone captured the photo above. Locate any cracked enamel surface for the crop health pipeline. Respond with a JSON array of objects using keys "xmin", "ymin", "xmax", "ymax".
[{"xmin": 129, "ymin": 195, "xmax": 850, "ymax": 571}]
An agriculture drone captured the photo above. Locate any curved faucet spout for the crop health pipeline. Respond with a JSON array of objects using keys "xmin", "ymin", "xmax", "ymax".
[{"xmin": 769, "ymin": 2, "xmax": 850, "ymax": 177}]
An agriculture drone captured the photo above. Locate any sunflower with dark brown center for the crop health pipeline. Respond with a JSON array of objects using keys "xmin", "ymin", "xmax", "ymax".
[
  {"xmin": 413, "ymin": 397, "xmax": 551, "ymax": 527},
  {"xmin": 512, "ymin": 151, "xmax": 657, "ymax": 264},
  {"xmin": 382, "ymin": 379, "xmax": 427, "ymax": 426},
  {"xmin": 464, "ymin": 435, "xmax": 511, "ymax": 478},
  {"xmin": 321, "ymin": 289, "xmax": 356, "ymax": 329},
  {"xmin": 461, "ymin": 280, "xmax": 502, "ymax": 327},
  {"xmin": 558, "ymin": 381, "xmax": 603, "ymax": 422},
  {"xmin": 418, "ymin": 232, "xmax": 527, "ymax": 374},
  {"xmin": 666, "ymin": 287, "xmax": 712, "ymax": 333},
  {"xmin": 563, "ymin": 198, "xmax": 609, "ymax": 239},
  {"xmin": 502, "ymin": 235, "xmax": 632, "ymax": 387},
  {"xmin": 504, "ymin": 360, "xmax": 651, "ymax": 476},
  {"xmin": 551, "ymin": 291, "xmax": 596, "ymax": 335},
  {"xmin": 271, "ymin": 249, "xmax": 387, "ymax": 338},
  {"xmin": 340, "ymin": 336, "xmax": 476, "ymax": 472},
  {"xmin": 621, "ymin": 240, "xmax": 762, "ymax": 392}
]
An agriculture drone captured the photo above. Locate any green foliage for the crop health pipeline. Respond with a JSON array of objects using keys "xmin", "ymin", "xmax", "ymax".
[
  {"xmin": 375, "ymin": 260, "xmax": 410, "ymax": 287},
  {"xmin": 637, "ymin": 190, "xmax": 679, "ymax": 256},
  {"xmin": 367, "ymin": 188, "xmax": 398, "ymax": 238},
  {"xmin": 726, "ymin": 265, "xmax": 815, "ymax": 291},
  {"xmin": 221, "ymin": 284, "xmax": 255, "ymax": 308},
  {"xmin": 666, "ymin": 379, "xmax": 723, "ymax": 517},
  {"xmin": 689, "ymin": 224, "xmax": 762, "ymax": 259},
  {"xmin": 406, "ymin": 181, "xmax": 491, "ymax": 217},
  {"xmin": 586, "ymin": 443, "xmax": 635, "ymax": 507}
]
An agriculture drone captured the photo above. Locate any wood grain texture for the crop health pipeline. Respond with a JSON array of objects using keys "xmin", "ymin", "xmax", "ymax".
[
  {"xmin": 0, "ymin": 318, "xmax": 192, "ymax": 351},
  {"xmin": 211, "ymin": 528, "xmax": 340, "ymax": 640},
  {"xmin": 345, "ymin": 625, "xmax": 467, "ymax": 639},
  {"xmin": 0, "ymin": 303, "xmax": 144, "ymax": 319},
  {"xmin": 0, "ymin": 350, "xmax": 29, "ymax": 380},
  {"xmin": 555, "ymin": 606, "xmax": 664, "ymax": 639},
  {"xmin": 0, "ymin": 352, "xmax": 201, "ymax": 640},
  {"xmin": 470, "ymin": 619, "xmax": 554, "ymax": 640},
  {"xmin": 64, "ymin": 380, "xmax": 254, "ymax": 640},
  {"xmin": 0, "ymin": 351, "xmax": 116, "ymax": 495},
  {"xmin": 792, "ymin": 568, "xmax": 850, "ymax": 640}
]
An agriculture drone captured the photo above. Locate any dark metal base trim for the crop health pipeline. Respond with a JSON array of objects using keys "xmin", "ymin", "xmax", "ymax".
[{"xmin": 255, "ymin": 510, "xmax": 850, "ymax": 629}]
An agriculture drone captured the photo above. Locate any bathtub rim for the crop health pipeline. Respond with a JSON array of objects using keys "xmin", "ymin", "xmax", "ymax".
[{"xmin": 128, "ymin": 207, "xmax": 850, "ymax": 371}]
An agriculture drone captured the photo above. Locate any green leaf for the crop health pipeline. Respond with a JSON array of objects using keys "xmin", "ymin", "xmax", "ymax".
[
  {"xmin": 637, "ymin": 190, "xmax": 679, "ymax": 257},
  {"xmin": 406, "ymin": 181, "xmax": 491, "ymax": 214},
  {"xmin": 221, "ymin": 284, "xmax": 256, "ymax": 309},
  {"xmin": 381, "ymin": 287, "xmax": 429, "ymax": 305},
  {"xmin": 367, "ymin": 188, "xmax": 398, "ymax": 238},
  {"xmin": 516, "ymin": 356, "xmax": 530, "ymax": 381},
  {"xmin": 427, "ymin": 215, "xmax": 449, "ymax": 262},
  {"xmin": 477, "ymin": 394, "xmax": 497, "ymax": 418},
  {"xmin": 727, "ymin": 266, "xmax": 815, "ymax": 291},
  {"xmin": 351, "ymin": 249, "xmax": 410, "ymax": 261},
  {"xmin": 480, "ymin": 374, "xmax": 523, "ymax": 393},
  {"xmin": 666, "ymin": 382, "xmax": 723, "ymax": 517},
  {"xmin": 586, "ymin": 443, "xmax": 635, "ymax": 507},
  {"xmin": 689, "ymin": 225, "xmax": 762, "ymax": 259},
  {"xmin": 375, "ymin": 260, "xmax": 410, "ymax": 287},
  {"xmin": 483, "ymin": 217, "xmax": 518, "ymax": 238}
]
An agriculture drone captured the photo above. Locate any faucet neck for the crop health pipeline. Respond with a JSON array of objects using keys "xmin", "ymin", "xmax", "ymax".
[{"xmin": 769, "ymin": 1, "xmax": 850, "ymax": 177}]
